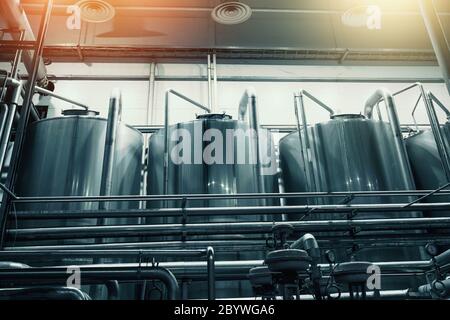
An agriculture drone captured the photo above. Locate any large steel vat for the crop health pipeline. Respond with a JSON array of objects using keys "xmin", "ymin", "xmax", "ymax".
[
  {"xmin": 405, "ymin": 123, "xmax": 450, "ymax": 196},
  {"xmin": 147, "ymin": 113, "xmax": 279, "ymax": 299},
  {"xmin": 279, "ymin": 113, "xmax": 424, "ymax": 288},
  {"xmin": 13, "ymin": 110, "xmax": 144, "ymax": 299}
]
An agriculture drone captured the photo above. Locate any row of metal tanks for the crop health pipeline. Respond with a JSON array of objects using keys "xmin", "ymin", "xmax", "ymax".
[{"xmin": 8, "ymin": 87, "xmax": 450, "ymax": 299}]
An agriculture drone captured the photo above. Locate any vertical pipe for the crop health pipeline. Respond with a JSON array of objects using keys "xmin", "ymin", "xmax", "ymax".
[
  {"xmin": 0, "ymin": 0, "xmax": 53, "ymax": 248},
  {"xmin": 0, "ymin": 104, "xmax": 9, "ymax": 144},
  {"xmin": 99, "ymin": 89, "xmax": 122, "ymax": 210},
  {"xmin": 11, "ymin": 30, "xmax": 25, "ymax": 79},
  {"xmin": 238, "ymin": 89, "xmax": 265, "ymax": 203},
  {"xmin": 207, "ymin": 55, "xmax": 212, "ymax": 111},
  {"xmin": 364, "ymin": 89, "xmax": 415, "ymax": 188},
  {"xmin": 207, "ymin": 246, "xmax": 216, "ymax": 300},
  {"xmin": 297, "ymin": 92, "xmax": 317, "ymax": 192},
  {"xmin": 163, "ymin": 91, "xmax": 170, "ymax": 200},
  {"xmin": 418, "ymin": 0, "xmax": 450, "ymax": 95},
  {"xmin": 212, "ymin": 54, "xmax": 218, "ymax": 113},
  {"xmin": 0, "ymin": 79, "xmax": 21, "ymax": 173},
  {"xmin": 146, "ymin": 62, "xmax": 156, "ymax": 126},
  {"xmin": 294, "ymin": 94, "xmax": 312, "ymax": 196}
]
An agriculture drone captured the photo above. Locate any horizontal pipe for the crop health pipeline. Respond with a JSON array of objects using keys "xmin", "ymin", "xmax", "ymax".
[
  {"xmin": 7, "ymin": 217, "xmax": 450, "ymax": 240},
  {"xmin": 0, "ymin": 266, "xmax": 179, "ymax": 300},
  {"xmin": 0, "ymin": 260, "xmax": 428, "ymax": 282},
  {"xmin": 21, "ymin": 74, "xmax": 447, "ymax": 84},
  {"xmin": 34, "ymin": 86, "xmax": 90, "ymax": 110},
  {"xmin": 10, "ymin": 189, "xmax": 450, "ymax": 204},
  {"xmin": 5, "ymin": 233, "xmax": 450, "ymax": 251},
  {"xmin": 0, "ymin": 249, "xmax": 208, "ymax": 259},
  {"xmin": 10, "ymin": 201, "xmax": 450, "ymax": 220}
]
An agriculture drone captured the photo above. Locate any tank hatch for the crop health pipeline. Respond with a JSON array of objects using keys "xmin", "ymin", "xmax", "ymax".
[
  {"xmin": 330, "ymin": 113, "xmax": 365, "ymax": 120},
  {"xmin": 62, "ymin": 109, "xmax": 100, "ymax": 117},
  {"xmin": 196, "ymin": 113, "xmax": 232, "ymax": 120}
]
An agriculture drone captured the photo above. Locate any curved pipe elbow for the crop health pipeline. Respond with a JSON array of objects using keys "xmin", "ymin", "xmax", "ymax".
[
  {"xmin": 290, "ymin": 233, "xmax": 320, "ymax": 258},
  {"xmin": 364, "ymin": 88, "xmax": 393, "ymax": 119}
]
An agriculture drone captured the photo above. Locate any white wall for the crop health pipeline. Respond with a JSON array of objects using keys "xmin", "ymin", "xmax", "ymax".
[{"xmin": 2, "ymin": 62, "xmax": 450, "ymax": 127}]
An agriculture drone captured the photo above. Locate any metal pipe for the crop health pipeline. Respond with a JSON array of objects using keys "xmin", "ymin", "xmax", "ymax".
[
  {"xmin": 0, "ymin": 79, "xmax": 21, "ymax": 173},
  {"xmin": 105, "ymin": 280, "xmax": 120, "ymax": 300},
  {"xmin": 0, "ymin": 0, "xmax": 53, "ymax": 249},
  {"xmin": 207, "ymin": 55, "xmax": 212, "ymax": 110},
  {"xmin": 0, "ymin": 0, "xmax": 48, "ymax": 87},
  {"xmin": 418, "ymin": 0, "xmax": 450, "ymax": 95},
  {"xmin": 0, "ymin": 266, "xmax": 179, "ymax": 300},
  {"xmin": 212, "ymin": 53, "xmax": 218, "ymax": 112},
  {"xmin": 293, "ymin": 94, "xmax": 311, "ymax": 195},
  {"xmin": 0, "ymin": 104, "xmax": 9, "ymax": 147},
  {"xmin": 364, "ymin": 88, "xmax": 415, "ymax": 188},
  {"xmin": 163, "ymin": 89, "xmax": 210, "ymax": 199},
  {"xmin": 423, "ymin": 88, "xmax": 450, "ymax": 180},
  {"xmin": 7, "ymin": 217, "xmax": 450, "ymax": 241},
  {"xmin": 99, "ymin": 89, "xmax": 122, "ymax": 210},
  {"xmin": 34, "ymin": 86, "xmax": 90, "ymax": 110},
  {"xmin": 10, "ymin": 29, "xmax": 25, "ymax": 79},
  {"xmin": 394, "ymin": 82, "xmax": 450, "ymax": 181},
  {"xmin": 10, "ymin": 189, "xmax": 450, "ymax": 204},
  {"xmin": 238, "ymin": 88, "xmax": 265, "ymax": 199},
  {"xmin": 0, "ymin": 249, "xmax": 208, "ymax": 259},
  {"xmin": 429, "ymin": 92, "xmax": 450, "ymax": 120},
  {"xmin": 207, "ymin": 246, "xmax": 215, "ymax": 300}
]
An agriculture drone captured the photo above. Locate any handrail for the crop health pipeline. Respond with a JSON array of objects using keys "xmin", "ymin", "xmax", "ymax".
[
  {"xmin": 364, "ymin": 88, "xmax": 415, "ymax": 188},
  {"xmin": 392, "ymin": 83, "xmax": 450, "ymax": 181},
  {"xmin": 163, "ymin": 89, "xmax": 210, "ymax": 197},
  {"xmin": 293, "ymin": 90, "xmax": 335, "ymax": 195}
]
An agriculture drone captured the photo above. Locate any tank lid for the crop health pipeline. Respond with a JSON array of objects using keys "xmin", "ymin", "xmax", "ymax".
[
  {"xmin": 62, "ymin": 109, "xmax": 100, "ymax": 117},
  {"xmin": 330, "ymin": 113, "xmax": 365, "ymax": 120},
  {"xmin": 196, "ymin": 113, "xmax": 232, "ymax": 120}
]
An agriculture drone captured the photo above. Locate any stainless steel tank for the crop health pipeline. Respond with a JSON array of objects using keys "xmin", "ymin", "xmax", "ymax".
[
  {"xmin": 13, "ymin": 110, "xmax": 144, "ymax": 299},
  {"xmin": 405, "ymin": 123, "xmax": 450, "ymax": 250},
  {"xmin": 405, "ymin": 123, "xmax": 450, "ymax": 195},
  {"xmin": 279, "ymin": 114, "xmax": 424, "ymax": 283},
  {"xmin": 147, "ymin": 113, "xmax": 279, "ymax": 299}
]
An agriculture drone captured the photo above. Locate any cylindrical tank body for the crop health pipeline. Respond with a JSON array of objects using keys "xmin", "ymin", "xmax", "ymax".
[
  {"xmin": 147, "ymin": 114, "xmax": 279, "ymax": 299},
  {"xmin": 13, "ymin": 113, "xmax": 144, "ymax": 299},
  {"xmin": 279, "ymin": 114, "xmax": 424, "ymax": 284},
  {"xmin": 405, "ymin": 123, "xmax": 450, "ymax": 195},
  {"xmin": 405, "ymin": 123, "xmax": 450, "ymax": 251}
]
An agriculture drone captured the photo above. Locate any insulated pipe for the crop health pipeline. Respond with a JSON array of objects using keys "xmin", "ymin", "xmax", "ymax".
[
  {"xmin": 364, "ymin": 88, "xmax": 415, "ymax": 188},
  {"xmin": 0, "ymin": 266, "xmax": 179, "ymax": 300},
  {"xmin": 7, "ymin": 217, "xmax": 450, "ymax": 241},
  {"xmin": 238, "ymin": 88, "xmax": 265, "ymax": 200},
  {"xmin": 418, "ymin": 0, "xmax": 450, "ymax": 95}
]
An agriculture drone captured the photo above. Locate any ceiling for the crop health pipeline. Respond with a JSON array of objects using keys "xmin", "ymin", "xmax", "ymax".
[{"xmin": 1, "ymin": 0, "xmax": 449, "ymax": 63}]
